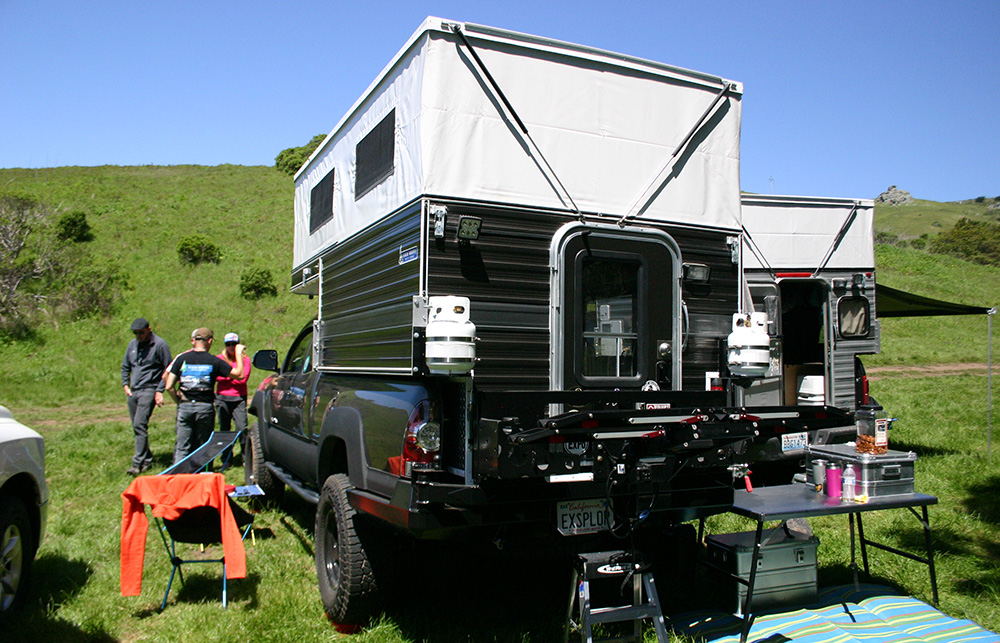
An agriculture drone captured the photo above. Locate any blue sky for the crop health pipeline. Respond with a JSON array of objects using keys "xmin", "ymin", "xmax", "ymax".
[{"xmin": 1, "ymin": 1, "xmax": 997, "ymax": 202}]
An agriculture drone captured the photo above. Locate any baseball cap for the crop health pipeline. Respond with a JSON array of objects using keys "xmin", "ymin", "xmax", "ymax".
[
  {"xmin": 192, "ymin": 327, "xmax": 214, "ymax": 341},
  {"xmin": 224, "ymin": 332, "xmax": 239, "ymax": 344},
  {"xmin": 130, "ymin": 317, "xmax": 149, "ymax": 331}
]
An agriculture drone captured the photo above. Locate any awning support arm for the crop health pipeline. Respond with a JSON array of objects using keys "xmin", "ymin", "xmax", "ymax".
[
  {"xmin": 812, "ymin": 202, "xmax": 860, "ymax": 276},
  {"xmin": 618, "ymin": 81, "xmax": 735, "ymax": 226},
  {"xmin": 449, "ymin": 24, "xmax": 583, "ymax": 219}
]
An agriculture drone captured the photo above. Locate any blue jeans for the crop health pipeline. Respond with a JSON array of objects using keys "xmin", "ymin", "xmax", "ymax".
[{"xmin": 174, "ymin": 401, "xmax": 215, "ymax": 464}]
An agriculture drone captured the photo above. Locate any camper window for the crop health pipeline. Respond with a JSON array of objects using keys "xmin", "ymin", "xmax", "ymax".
[
  {"xmin": 310, "ymin": 169, "xmax": 336, "ymax": 233},
  {"xmin": 580, "ymin": 258, "xmax": 639, "ymax": 378},
  {"xmin": 355, "ymin": 109, "xmax": 396, "ymax": 199},
  {"xmin": 838, "ymin": 296, "xmax": 870, "ymax": 338}
]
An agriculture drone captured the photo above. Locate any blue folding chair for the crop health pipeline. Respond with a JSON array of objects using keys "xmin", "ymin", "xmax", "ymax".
[
  {"xmin": 156, "ymin": 431, "xmax": 255, "ymax": 609},
  {"xmin": 162, "ymin": 431, "xmax": 243, "ymax": 475}
]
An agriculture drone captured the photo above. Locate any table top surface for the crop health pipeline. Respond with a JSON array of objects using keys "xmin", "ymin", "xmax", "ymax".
[{"xmin": 732, "ymin": 484, "xmax": 937, "ymax": 521}]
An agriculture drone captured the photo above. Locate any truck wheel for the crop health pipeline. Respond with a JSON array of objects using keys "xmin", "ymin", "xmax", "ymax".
[
  {"xmin": 0, "ymin": 496, "xmax": 34, "ymax": 617},
  {"xmin": 245, "ymin": 421, "xmax": 284, "ymax": 506},
  {"xmin": 315, "ymin": 473, "xmax": 378, "ymax": 629}
]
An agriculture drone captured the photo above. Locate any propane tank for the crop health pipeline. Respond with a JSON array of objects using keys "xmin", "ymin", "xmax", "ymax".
[
  {"xmin": 727, "ymin": 312, "xmax": 770, "ymax": 377},
  {"xmin": 424, "ymin": 296, "xmax": 476, "ymax": 375}
]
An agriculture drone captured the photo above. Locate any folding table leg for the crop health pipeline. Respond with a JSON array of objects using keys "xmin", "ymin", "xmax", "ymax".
[
  {"xmin": 919, "ymin": 506, "xmax": 939, "ymax": 605},
  {"xmin": 739, "ymin": 519, "xmax": 764, "ymax": 643},
  {"xmin": 857, "ymin": 511, "xmax": 871, "ymax": 577}
]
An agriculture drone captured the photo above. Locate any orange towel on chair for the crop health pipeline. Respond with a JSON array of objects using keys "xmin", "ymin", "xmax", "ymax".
[{"xmin": 120, "ymin": 473, "xmax": 246, "ymax": 596}]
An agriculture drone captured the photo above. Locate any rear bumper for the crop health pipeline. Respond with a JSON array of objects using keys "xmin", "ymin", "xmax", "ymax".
[{"xmin": 347, "ymin": 471, "xmax": 735, "ymax": 538}]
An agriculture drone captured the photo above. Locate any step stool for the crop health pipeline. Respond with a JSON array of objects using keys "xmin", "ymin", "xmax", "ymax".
[{"xmin": 564, "ymin": 550, "xmax": 668, "ymax": 643}]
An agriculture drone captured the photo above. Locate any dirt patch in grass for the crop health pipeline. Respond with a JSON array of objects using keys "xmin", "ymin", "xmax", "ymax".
[
  {"xmin": 15, "ymin": 402, "xmax": 139, "ymax": 431},
  {"xmin": 868, "ymin": 362, "xmax": 997, "ymax": 378}
]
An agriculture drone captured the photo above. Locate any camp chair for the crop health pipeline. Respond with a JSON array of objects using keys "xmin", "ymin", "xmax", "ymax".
[
  {"xmin": 162, "ymin": 430, "xmax": 243, "ymax": 475},
  {"xmin": 120, "ymin": 473, "xmax": 253, "ymax": 610},
  {"xmin": 156, "ymin": 491, "xmax": 254, "ymax": 609}
]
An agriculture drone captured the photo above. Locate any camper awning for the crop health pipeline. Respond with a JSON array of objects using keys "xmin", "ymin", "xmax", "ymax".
[{"xmin": 876, "ymin": 284, "xmax": 991, "ymax": 317}]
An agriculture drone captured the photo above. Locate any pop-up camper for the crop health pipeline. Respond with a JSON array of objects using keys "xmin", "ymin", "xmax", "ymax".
[
  {"xmin": 247, "ymin": 19, "xmax": 850, "ymax": 626},
  {"xmin": 741, "ymin": 194, "xmax": 879, "ymax": 459}
]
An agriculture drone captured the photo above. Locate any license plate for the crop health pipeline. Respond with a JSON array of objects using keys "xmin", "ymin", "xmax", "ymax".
[
  {"xmin": 781, "ymin": 431, "xmax": 809, "ymax": 452},
  {"xmin": 556, "ymin": 499, "xmax": 611, "ymax": 535}
]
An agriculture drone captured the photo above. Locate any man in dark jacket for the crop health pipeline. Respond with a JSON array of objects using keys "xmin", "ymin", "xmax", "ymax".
[{"xmin": 121, "ymin": 317, "xmax": 172, "ymax": 475}]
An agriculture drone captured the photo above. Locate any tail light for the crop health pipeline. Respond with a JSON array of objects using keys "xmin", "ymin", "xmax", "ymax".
[
  {"xmin": 400, "ymin": 400, "xmax": 441, "ymax": 476},
  {"xmin": 860, "ymin": 374, "xmax": 870, "ymax": 406}
]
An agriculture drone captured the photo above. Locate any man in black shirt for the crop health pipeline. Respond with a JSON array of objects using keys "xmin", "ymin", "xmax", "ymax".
[
  {"xmin": 121, "ymin": 318, "xmax": 172, "ymax": 475},
  {"xmin": 164, "ymin": 327, "xmax": 245, "ymax": 464}
]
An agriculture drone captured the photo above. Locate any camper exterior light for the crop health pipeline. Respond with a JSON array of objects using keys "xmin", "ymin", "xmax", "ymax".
[
  {"xmin": 457, "ymin": 216, "xmax": 482, "ymax": 241},
  {"xmin": 683, "ymin": 262, "xmax": 711, "ymax": 283}
]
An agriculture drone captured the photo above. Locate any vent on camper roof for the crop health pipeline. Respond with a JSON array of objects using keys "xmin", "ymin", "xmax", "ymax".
[
  {"xmin": 310, "ymin": 168, "xmax": 335, "ymax": 234},
  {"xmin": 355, "ymin": 109, "xmax": 395, "ymax": 200}
]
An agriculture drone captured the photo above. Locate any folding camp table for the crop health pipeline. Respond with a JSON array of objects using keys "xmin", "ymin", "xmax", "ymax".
[{"xmin": 702, "ymin": 484, "xmax": 938, "ymax": 643}]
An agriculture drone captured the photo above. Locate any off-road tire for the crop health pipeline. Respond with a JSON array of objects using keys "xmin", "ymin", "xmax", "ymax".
[
  {"xmin": 315, "ymin": 473, "xmax": 378, "ymax": 629},
  {"xmin": 0, "ymin": 495, "xmax": 34, "ymax": 617},
  {"xmin": 245, "ymin": 421, "xmax": 284, "ymax": 506}
]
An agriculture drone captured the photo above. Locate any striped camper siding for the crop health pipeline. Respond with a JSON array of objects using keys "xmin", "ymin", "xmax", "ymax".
[
  {"xmin": 424, "ymin": 200, "xmax": 738, "ymax": 392},
  {"xmin": 317, "ymin": 203, "xmax": 422, "ymax": 372}
]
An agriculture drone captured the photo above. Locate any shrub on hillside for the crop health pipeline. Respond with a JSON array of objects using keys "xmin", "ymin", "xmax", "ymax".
[
  {"xmin": 0, "ymin": 193, "xmax": 63, "ymax": 334},
  {"xmin": 239, "ymin": 267, "xmax": 278, "ymax": 300},
  {"xmin": 275, "ymin": 134, "xmax": 326, "ymax": 177},
  {"xmin": 0, "ymin": 193, "xmax": 125, "ymax": 337},
  {"xmin": 929, "ymin": 217, "xmax": 1000, "ymax": 266},
  {"xmin": 56, "ymin": 210, "xmax": 93, "ymax": 242},
  {"xmin": 874, "ymin": 230, "xmax": 902, "ymax": 246},
  {"xmin": 56, "ymin": 260, "xmax": 129, "ymax": 319},
  {"xmin": 177, "ymin": 234, "xmax": 221, "ymax": 265}
]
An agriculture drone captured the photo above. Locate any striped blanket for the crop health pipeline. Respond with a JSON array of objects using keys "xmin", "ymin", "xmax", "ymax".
[{"xmin": 671, "ymin": 585, "xmax": 999, "ymax": 643}]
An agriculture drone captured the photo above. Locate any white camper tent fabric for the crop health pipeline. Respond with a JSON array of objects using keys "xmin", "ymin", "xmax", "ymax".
[
  {"xmin": 740, "ymin": 194, "xmax": 876, "ymax": 272},
  {"xmin": 293, "ymin": 18, "xmax": 743, "ymax": 273}
]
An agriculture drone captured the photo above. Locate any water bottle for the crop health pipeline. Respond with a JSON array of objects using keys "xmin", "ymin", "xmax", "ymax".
[{"xmin": 843, "ymin": 464, "xmax": 856, "ymax": 502}]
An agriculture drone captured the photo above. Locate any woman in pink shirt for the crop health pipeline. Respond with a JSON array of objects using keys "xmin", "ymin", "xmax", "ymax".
[{"xmin": 215, "ymin": 332, "xmax": 252, "ymax": 438}]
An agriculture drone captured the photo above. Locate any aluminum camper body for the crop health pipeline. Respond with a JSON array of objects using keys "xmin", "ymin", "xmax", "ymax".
[{"xmin": 741, "ymin": 194, "xmax": 880, "ymax": 459}]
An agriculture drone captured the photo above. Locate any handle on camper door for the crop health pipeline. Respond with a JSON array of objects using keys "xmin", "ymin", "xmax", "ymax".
[{"xmin": 681, "ymin": 300, "xmax": 689, "ymax": 352}]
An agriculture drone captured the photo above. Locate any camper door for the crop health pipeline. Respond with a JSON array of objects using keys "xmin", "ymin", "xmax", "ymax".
[{"xmin": 553, "ymin": 226, "xmax": 681, "ymax": 391}]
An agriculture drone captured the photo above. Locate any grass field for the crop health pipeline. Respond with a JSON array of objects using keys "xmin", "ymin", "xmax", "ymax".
[{"xmin": 2, "ymin": 166, "xmax": 1000, "ymax": 641}]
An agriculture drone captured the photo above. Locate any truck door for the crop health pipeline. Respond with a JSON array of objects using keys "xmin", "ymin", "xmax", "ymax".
[
  {"xmin": 555, "ymin": 227, "xmax": 680, "ymax": 391},
  {"xmin": 270, "ymin": 324, "xmax": 316, "ymax": 439}
]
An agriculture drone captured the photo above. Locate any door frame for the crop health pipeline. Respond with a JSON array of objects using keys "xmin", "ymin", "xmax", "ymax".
[{"xmin": 549, "ymin": 222, "xmax": 683, "ymax": 391}]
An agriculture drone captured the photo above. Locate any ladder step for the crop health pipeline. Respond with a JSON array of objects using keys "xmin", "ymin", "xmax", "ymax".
[{"xmin": 589, "ymin": 604, "xmax": 662, "ymax": 623}]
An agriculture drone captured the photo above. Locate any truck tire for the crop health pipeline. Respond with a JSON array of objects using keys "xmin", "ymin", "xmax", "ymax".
[
  {"xmin": 0, "ymin": 495, "xmax": 34, "ymax": 617},
  {"xmin": 244, "ymin": 421, "xmax": 284, "ymax": 506},
  {"xmin": 315, "ymin": 473, "xmax": 378, "ymax": 629}
]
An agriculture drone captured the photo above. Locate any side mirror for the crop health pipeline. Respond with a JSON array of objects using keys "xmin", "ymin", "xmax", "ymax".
[{"xmin": 253, "ymin": 349, "xmax": 279, "ymax": 372}]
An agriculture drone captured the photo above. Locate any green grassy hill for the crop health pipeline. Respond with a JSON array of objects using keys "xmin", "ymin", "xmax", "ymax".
[
  {"xmin": 876, "ymin": 198, "xmax": 1000, "ymax": 241},
  {"xmin": 871, "ymin": 200, "xmax": 1000, "ymax": 367},
  {"xmin": 0, "ymin": 165, "xmax": 314, "ymax": 411}
]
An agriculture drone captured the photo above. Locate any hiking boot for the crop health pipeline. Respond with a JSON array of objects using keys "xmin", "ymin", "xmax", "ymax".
[{"xmin": 126, "ymin": 466, "xmax": 141, "ymax": 476}]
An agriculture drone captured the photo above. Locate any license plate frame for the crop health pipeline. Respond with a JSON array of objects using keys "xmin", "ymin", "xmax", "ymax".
[
  {"xmin": 781, "ymin": 431, "xmax": 809, "ymax": 452},
  {"xmin": 556, "ymin": 498, "xmax": 611, "ymax": 536}
]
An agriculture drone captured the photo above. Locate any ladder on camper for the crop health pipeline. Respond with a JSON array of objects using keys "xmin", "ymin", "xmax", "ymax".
[{"xmin": 564, "ymin": 550, "xmax": 668, "ymax": 643}]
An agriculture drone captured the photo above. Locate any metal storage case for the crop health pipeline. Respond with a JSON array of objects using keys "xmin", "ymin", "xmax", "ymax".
[
  {"xmin": 806, "ymin": 443, "xmax": 917, "ymax": 497},
  {"xmin": 705, "ymin": 529, "xmax": 818, "ymax": 615}
]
